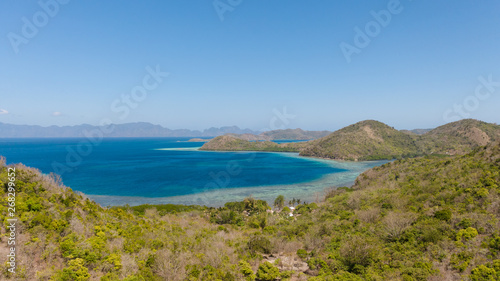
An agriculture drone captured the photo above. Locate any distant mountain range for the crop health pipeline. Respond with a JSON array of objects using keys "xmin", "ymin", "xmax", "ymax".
[
  {"xmin": 4, "ymin": 120, "xmax": 499, "ymax": 161},
  {"xmin": 201, "ymin": 119, "xmax": 500, "ymax": 161},
  {"xmin": 0, "ymin": 122, "xmax": 259, "ymax": 138},
  {"xmin": 0, "ymin": 122, "xmax": 333, "ymax": 140},
  {"xmin": 400, "ymin": 128, "xmax": 432, "ymax": 135}
]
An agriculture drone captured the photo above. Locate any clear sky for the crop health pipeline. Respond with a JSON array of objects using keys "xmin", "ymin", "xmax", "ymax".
[{"xmin": 1, "ymin": 0, "xmax": 499, "ymax": 131}]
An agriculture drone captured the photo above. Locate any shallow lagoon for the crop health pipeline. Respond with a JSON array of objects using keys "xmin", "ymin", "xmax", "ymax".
[{"xmin": 0, "ymin": 138, "xmax": 387, "ymax": 207}]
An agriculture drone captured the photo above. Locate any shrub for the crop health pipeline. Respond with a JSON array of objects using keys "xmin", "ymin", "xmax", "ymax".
[
  {"xmin": 434, "ymin": 209, "xmax": 452, "ymax": 221},
  {"xmin": 239, "ymin": 260, "xmax": 256, "ymax": 281},
  {"xmin": 280, "ymin": 270, "xmax": 293, "ymax": 278},
  {"xmin": 470, "ymin": 264, "xmax": 498, "ymax": 281},
  {"xmin": 248, "ymin": 236, "xmax": 273, "ymax": 254},
  {"xmin": 307, "ymin": 257, "xmax": 330, "ymax": 273},
  {"xmin": 420, "ymin": 227, "xmax": 443, "ymax": 244},
  {"xmin": 381, "ymin": 203, "xmax": 393, "ymax": 209},
  {"xmin": 51, "ymin": 258, "xmax": 90, "ymax": 281},
  {"xmin": 383, "ymin": 212, "xmax": 414, "ymax": 241},
  {"xmin": 457, "ymin": 227, "xmax": 478, "ymax": 242},
  {"xmin": 256, "ymin": 262, "xmax": 280, "ymax": 281},
  {"xmin": 332, "ymin": 271, "xmax": 364, "ymax": 280},
  {"xmin": 106, "ymin": 253, "xmax": 122, "ymax": 271},
  {"xmin": 451, "ymin": 251, "xmax": 474, "ymax": 272},
  {"xmin": 458, "ymin": 218, "xmax": 473, "ymax": 228},
  {"xmin": 213, "ymin": 209, "xmax": 243, "ymax": 225},
  {"xmin": 401, "ymin": 261, "xmax": 436, "ymax": 281},
  {"xmin": 60, "ymin": 233, "xmax": 79, "ymax": 258},
  {"xmin": 26, "ymin": 197, "xmax": 43, "ymax": 211},
  {"xmin": 263, "ymin": 226, "xmax": 277, "ymax": 235},
  {"xmin": 295, "ymin": 203, "xmax": 318, "ymax": 215},
  {"xmin": 489, "ymin": 236, "xmax": 500, "ymax": 252},
  {"xmin": 297, "ymin": 249, "xmax": 308, "ymax": 260},
  {"xmin": 339, "ymin": 235, "xmax": 376, "ymax": 270}
]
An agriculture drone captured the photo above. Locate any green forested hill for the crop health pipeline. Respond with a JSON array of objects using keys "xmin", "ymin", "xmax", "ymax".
[
  {"xmin": 299, "ymin": 120, "xmax": 422, "ymax": 160},
  {"xmin": 0, "ymin": 161, "xmax": 248, "ymax": 280},
  {"xmin": 205, "ymin": 129, "xmax": 331, "ymax": 143},
  {"xmin": 201, "ymin": 119, "xmax": 500, "ymax": 161},
  {"xmin": 1, "ymin": 142, "xmax": 500, "ymax": 280},
  {"xmin": 198, "ymin": 135, "xmax": 304, "ymax": 152},
  {"xmin": 418, "ymin": 119, "xmax": 500, "ymax": 155}
]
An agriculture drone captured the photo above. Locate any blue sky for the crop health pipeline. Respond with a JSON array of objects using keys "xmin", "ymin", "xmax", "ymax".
[{"xmin": 1, "ymin": 0, "xmax": 499, "ymax": 131}]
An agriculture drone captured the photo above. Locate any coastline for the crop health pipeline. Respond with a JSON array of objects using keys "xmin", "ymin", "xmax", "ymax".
[
  {"xmin": 197, "ymin": 147, "xmax": 394, "ymax": 162},
  {"xmin": 1, "ymin": 140, "xmax": 388, "ymax": 209},
  {"xmin": 86, "ymin": 154, "xmax": 386, "ymax": 207}
]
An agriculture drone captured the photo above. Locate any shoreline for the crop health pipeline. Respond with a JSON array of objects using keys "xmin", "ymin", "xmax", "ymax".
[
  {"xmin": 197, "ymin": 148, "xmax": 393, "ymax": 162},
  {"xmin": 85, "ymin": 155, "xmax": 386, "ymax": 208}
]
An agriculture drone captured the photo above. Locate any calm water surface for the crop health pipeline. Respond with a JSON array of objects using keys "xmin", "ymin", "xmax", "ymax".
[{"xmin": 0, "ymin": 138, "xmax": 386, "ymax": 206}]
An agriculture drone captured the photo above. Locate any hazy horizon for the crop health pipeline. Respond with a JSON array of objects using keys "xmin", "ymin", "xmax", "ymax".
[
  {"xmin": 1, "ymin": 118, "xmax": 493, "ymax": 134},
  {"xmin": 2, "ymin": 1, "xmax": 499, "ymax": 131}
]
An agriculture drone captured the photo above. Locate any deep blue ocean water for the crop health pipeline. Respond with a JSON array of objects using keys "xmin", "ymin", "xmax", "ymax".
[{"xmin": 0, "ymin": 138, "xmax": 386, "ymax": 206}]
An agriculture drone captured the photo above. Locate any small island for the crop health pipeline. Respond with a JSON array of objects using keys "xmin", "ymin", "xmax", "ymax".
[
  {"xmin": 200, "ymin": 119, "xmax": 500, "ymax": 161},
  {"xmin": 186, "ymin": 138, "xmax": 211, "ymax": 142}
]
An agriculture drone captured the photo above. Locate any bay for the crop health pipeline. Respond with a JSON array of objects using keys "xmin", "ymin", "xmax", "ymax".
[{"xmin": 0, "ymin": 138, "xmax": 386, "ymax": 206}]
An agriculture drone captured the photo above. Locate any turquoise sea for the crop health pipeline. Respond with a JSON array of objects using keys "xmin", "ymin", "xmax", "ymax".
[{"xmin": 0, "ymin": 138, "xmax": 387, "ymax": 207}]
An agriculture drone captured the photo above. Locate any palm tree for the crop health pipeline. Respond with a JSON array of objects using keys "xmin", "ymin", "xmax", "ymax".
[{"xmin": 274, "ymin": 195, "xmax": 285, "ymax": 210}]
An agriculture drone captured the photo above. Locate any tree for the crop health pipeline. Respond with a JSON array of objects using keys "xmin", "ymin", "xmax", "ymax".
[
  {"xmin": 53, "ymin": 258, "xmax": 90, "ymax": 281},
  {"xmin": 339, "ymin": 236, "xmax": 376, "ymax": 270},
  {"xmin": 239, "ymin": 260, "xmax": 256, "ymax": 281},
  {"xmin": 383, "ymin": 212, "xmax": 414, "ymax": 241},
  {"xmin": 274, "ymin": 195, "xmax": 285, "ymax": 210},
  {"xmin": 470, "ymin": 264, "xmax": 498, "ymax": 281},
  {"xmin": 256, "ymin": 262, "xmax": 280, "ymax": 281}
]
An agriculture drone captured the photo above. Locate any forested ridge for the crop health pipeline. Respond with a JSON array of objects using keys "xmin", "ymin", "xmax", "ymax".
[{"xmin": 1, "ymin": 142, "xmax": 500, "ymax": 280}]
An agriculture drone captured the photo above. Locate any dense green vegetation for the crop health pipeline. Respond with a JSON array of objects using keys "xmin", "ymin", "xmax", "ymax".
[
  {"xmin": 113, "ymin": 204, "xmax": 205, "ymax": 216},
  {"xmin": 417, "ymin": 119, "xmax": 500, "ymax": 155},
  {"xmin": 199, "ymin": 135, "xmax": 305, "ymax": 152},
  {"xmin": 1, "ymin": 141, "xmax": 500, "ymax": 280},
  {"xmin": 201, "ymin": 119, "xmax": 500, "ymax": 161},
  {"xmin": 300, "ymin": 120, "xmax": 422, "ymax": 160}
]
